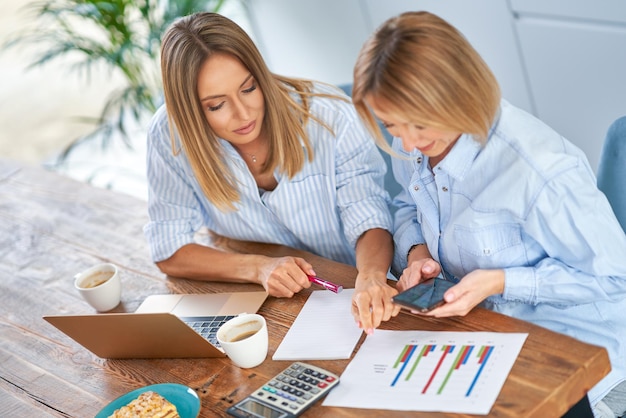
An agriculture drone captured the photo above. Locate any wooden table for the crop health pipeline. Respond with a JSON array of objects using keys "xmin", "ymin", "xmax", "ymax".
[{"xmin": 0, "ymin": 158, "xmax": 610, "ymax": 417}]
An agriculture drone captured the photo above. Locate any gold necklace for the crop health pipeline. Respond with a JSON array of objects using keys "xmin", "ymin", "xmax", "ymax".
[
  {"xmin": 243, "ymin": 152, "xmax": 257, "ymax": 163},
  {"xmin": 239, "ymin": 137, "xmax": 267, "ymax": 164}
]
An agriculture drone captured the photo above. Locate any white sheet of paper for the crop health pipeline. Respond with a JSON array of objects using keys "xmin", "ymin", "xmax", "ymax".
[
  {"xmin": 323, "ymin": 330, "xmax": 528, "ymax": 415},
  {"xmin": 272, "ymin": 288, "xmax": 363, "ymax": 360}
]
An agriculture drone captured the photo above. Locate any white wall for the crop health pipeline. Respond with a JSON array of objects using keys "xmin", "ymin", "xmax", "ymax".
[
  {"xmin": 247, "ymin": 0, "xmax": 371, "ymax": 86},
  {"xmin": 247, "ymin": 1, "xmax": 531, "ymax": 112},
  {"xmin": 363, "ymin": 0, "xmax": 533, "ymax": 113},
  {"xmin": 246, "ymin": 0, "xmax": 626, "ymax": 172}
]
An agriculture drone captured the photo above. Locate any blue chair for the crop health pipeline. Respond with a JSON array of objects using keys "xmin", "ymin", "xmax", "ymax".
[
  {"xmin": 337, "ymin": 83, "xmax": 403, "ymax": 206},
  {"xmin": 597, "ymin": 116, "xmax": 626, "ymax": 232}
]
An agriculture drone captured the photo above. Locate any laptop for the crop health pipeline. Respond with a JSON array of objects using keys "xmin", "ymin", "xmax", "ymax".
[{"xmin": 43, "ymin": 291, "xmax": 268, "ymax": 359}]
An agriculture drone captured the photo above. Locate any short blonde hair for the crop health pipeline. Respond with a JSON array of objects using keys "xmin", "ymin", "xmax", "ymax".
[
  {"xmin": 353, "ymin": 11, "xmax": 501, "ymax": 149},
  {"xmin": 160, "ymin": 12, "xmax": 317, "ymax": 211}
]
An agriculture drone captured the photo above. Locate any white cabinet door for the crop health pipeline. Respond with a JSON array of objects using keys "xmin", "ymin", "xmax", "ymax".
[{"xmin": 515, "ymin": 16, "xmax": 626, "ymax": 171}]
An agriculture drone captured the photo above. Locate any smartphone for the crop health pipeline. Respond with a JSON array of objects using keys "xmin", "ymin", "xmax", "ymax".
[{"xmin": 392, "ymin": 278, "xmax": 455, "ymax": 313}]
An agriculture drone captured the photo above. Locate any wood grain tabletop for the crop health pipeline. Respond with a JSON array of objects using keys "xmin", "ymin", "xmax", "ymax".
[{"xmin": 0, "ymin": 158, "xmax": 610, "ymax": 417}]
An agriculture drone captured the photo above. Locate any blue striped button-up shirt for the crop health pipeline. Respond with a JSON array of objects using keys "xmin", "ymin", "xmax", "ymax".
[{"xmin": 144, "ymin": 82, "xmax": 392, "ymax": 266}]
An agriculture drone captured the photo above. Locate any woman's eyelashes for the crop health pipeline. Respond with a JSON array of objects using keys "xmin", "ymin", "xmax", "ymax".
[
  {"xmin": 242, "ymin": 82, "xmax": 257, "ymax": 94},
  {"xmin": 381, "ymin": 121, "xmax": 425, "ymax": 131},
  {"xmin": 208, "ymin": 102, "xmax": 224, "ymax": 112},
  {"xmin": 206, "ymin": 83, "xmax": 257, "ymax": 112}
]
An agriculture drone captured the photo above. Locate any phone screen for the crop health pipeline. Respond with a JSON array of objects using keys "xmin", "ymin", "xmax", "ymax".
[{"xmin": 392, "ymin": 278, "xmax": 455, "ymax": 313}]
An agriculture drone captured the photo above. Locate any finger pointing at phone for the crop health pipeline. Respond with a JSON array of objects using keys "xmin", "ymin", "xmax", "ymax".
[{"xmin": 397, "ymin": 257, "xmax": 441, "ymax": 292}]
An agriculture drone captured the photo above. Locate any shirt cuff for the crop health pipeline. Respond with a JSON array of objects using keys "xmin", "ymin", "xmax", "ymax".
[
  {"xmin": 393, "ymin": 221, "xmax": 425, "ymax": 273},
  {"xmin": 502, "ymin": 266, "xmax": 538, "ymax": 304}
]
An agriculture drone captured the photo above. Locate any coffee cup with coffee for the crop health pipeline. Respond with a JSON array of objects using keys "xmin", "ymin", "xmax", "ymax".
[
  {"xmin": 74, "ymin": 263, "xmax": 121, "ymax": 312},
  {"xmin": 216, "ymin": 313, "xmax": 268, "ymax": 368}
]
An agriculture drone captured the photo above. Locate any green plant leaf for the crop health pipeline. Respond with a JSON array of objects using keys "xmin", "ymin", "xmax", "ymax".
[{"xmin": 3, "ymin": 0, "xmax": 233, "ymax": 164}]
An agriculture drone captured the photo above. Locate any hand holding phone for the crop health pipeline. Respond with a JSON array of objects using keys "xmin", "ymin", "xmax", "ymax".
[{"xmin": 392, "ymin": 278, "xmax": 455, "ymax": 313}]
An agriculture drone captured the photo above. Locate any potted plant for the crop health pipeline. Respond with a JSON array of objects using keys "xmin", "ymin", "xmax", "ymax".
[{"xmin": 5, "ymin": 0, "xmax": 232, "ymax": 162}]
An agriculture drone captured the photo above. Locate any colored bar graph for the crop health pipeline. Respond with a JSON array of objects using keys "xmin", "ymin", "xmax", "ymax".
[
  {"xmin": 437, "ymin": 345, "xmax": 471, "ymax": 394},
  {"xmin": 422, "ymin": 345, "xmax": 453, "ymax": 394},
  {"xmin": 390, "ymin": 344, "xmax": 417, "ymax": 386},
  {"xmin": 406, "ymin": 344, "xmax": 431, "ymax": 381},
  {"xmin": 391, "ymin": 343, "xmax": 495, "ymax": 397},
  {"xmin": 466, "ymin": 345, "xmax": 494, "ymax": 396},
  {"xmin": 321, "ymin": 331, "xmax": 528, "ymax": 415}
]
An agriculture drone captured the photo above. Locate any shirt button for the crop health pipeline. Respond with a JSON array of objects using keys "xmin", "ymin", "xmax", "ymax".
[
  {"xmin": 416, "ymin": 157, "xmax": 422, "ymax": 164},
  {"xmin": 483, "ymin": 248, "xmax": 491, "ymax": 255},
  {"xmin": 442, "ymin": 186, "xmax": 448, "ymax": 192},
  {"xmin": 413, "ymin": 185, "xmax": 420, "ymax": 191}
]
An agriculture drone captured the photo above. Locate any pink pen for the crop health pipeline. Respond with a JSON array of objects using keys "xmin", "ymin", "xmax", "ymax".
[{"xmin": 307, "ymin": 275, "xmax": 343, "ymax": 293}]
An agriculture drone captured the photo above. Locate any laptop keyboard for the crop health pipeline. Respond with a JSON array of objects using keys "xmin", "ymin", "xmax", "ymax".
[{"xmin": 182, "ymin": 315, "xmax": 236, "ymax": 348}]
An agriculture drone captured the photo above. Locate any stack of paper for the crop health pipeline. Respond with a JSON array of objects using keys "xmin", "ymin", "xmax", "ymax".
[{"xmin": 272, "ymin": 289, "xmax": 363, "ymax": 360}]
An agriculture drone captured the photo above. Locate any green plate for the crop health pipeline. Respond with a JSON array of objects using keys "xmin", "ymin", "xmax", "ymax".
[{"xmin": 95, "ymin": 383, "xmax": 200, "ymax": 418}]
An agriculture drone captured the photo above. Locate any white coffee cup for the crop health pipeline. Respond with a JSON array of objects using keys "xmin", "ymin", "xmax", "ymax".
[
  {"xmin": 74, "ymin": 263, "xmax": 121, "ymax": 312},
  {"xmin": 217, "ymin": 313, "xmax": 268, "ymax": 368}
]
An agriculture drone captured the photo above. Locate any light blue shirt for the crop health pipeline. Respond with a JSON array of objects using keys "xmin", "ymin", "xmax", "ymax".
[
  {"xmin": 392, "ymin": 99, "xmax": 626, "ymax": 404},
  {"xmin": 144, "ymin": 82, "xmax": 392, "ymax": 267}
]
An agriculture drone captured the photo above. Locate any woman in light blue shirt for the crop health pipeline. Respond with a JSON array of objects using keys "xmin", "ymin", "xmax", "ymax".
[
  {"xmin": 144, "ymin": 12, "xmax": 399, "ymax": 331},
  {"xmin": 351, "ymin": 11, "xmax": 626, "ymax": 417}
]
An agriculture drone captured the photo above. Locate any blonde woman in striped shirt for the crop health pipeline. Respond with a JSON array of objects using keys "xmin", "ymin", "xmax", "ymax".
[{"xmin": 144, "ymin": 12, "xmax": 400, "ymax": 333}]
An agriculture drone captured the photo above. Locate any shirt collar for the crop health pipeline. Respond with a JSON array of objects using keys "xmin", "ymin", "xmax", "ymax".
[
  {"xmin": 435, "ymin": 134, "xmax": 482, "ymax": 181},
  {"xmin": 435, "ymin": 105, "xmax": 503, "ymax": 181}
]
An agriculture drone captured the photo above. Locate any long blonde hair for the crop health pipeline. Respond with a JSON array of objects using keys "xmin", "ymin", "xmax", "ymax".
[
  {"xmin": 352, "ymin": 11, "xmax": 501, "ymax": 150},
  {"xmin": 160, "ymin": 12, "xmax": 318, "ymax": 211}
]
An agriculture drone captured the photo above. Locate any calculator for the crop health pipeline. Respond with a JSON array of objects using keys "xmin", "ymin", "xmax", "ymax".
[{"xmin": 226, "ymin": 361, "xmax": 340, "ymax": 418}]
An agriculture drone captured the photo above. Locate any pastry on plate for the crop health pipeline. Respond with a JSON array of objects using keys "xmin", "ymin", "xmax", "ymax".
[{"xmin": 108, "ymin": 390, "xmax": 180, "ymax": 418}]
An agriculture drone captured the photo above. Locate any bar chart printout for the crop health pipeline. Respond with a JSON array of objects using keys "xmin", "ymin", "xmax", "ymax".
[{"xmin": 323, "ymin": 331, "xmax": 528, "ymax": 415}]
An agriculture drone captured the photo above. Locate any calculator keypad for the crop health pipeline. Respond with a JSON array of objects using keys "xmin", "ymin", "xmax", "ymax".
[{"xmin": 251, "ymin": 362, "xmax": 339, "ymax": 413}]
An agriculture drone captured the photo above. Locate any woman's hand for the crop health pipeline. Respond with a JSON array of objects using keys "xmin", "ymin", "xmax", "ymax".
[
  {"xmin": 352, "ymin": 273, "xmax": 400, "ymax": 335},
  {"xmin": 397, "ymin": 258, "xmax": 442, "ymax": 292},
  {"xmin": 256, "ymin": 256, "xmax": 314, "ymax": 297},
  {"xmin": 426, "ymin": 269, "xmax": 505, "ymax": 317}
]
